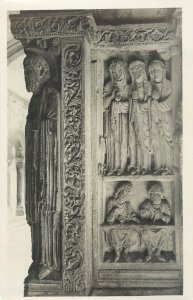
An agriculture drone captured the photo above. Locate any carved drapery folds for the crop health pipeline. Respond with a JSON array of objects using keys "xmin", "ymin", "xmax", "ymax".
[
  {"xmin": 24, "ymin": 42, "xmax": 61, "ymax": 280},
  {"xmin": 103, "ymin": 181, "xmax": 175, "ymax": 263},
  {"xmin": 9, "ymin": 9, "xmax": 182, "ymax": 296},
  {"xmin": 102, "ymin": 57, "xmax": 173, "ymax": 176},
  {"xmin": 62, "ymin": 42, "xmax": 85, "ymax": 294}
]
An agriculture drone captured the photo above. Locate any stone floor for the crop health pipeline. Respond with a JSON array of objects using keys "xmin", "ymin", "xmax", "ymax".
[{"xmin": 91, "ymin": 287, "xmax": 183, "ymax": 296}]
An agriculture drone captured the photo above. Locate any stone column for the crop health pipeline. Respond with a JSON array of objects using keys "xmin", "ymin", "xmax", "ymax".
[
  {"xmin": 16, "ymin": 158, "xmax": 25, "ymax": 216},
  {"xmin": 7, "ymin": 158, "xmax": 12, "ymax": 210},
  {"xmin": 9, "ymin": 9, "xmax": 182, "ymax": 297},
  {"xmin": 10, "ymin": 11, "xmax": 95, "ymax": 297}
]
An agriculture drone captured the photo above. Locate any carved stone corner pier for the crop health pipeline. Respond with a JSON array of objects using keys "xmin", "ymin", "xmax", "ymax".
[{"xmin": 9, "ymin": 9, "xmax": 182, "ymax": 297}]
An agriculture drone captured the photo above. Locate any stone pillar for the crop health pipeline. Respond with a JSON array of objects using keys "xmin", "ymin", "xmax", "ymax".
[
  {"xmin": 7, "ymin": 158, "xmax": 12, "ymax": 210},
  {"xmin": 8, "ymin": 155, "xmax": 17, "ymax": 217},
  {"xmin": 9, "ymin": 9, "xmax": 182, "ymax": 297},
  {"xmin": 10, "ymin": 11, "xmax": 94, "ymax": 297},
  {"xmin": 16, "ymin": 158, "xmax": 25, "ymax": 216}
]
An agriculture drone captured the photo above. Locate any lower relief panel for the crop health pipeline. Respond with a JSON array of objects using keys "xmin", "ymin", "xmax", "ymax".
[
  {"xmin": 103, "ymin": 226, "xmax": 175, "ymax": 264},
  {"xmin": 95, "ymin": 178, "xmax": 182, "ymax": 290}
]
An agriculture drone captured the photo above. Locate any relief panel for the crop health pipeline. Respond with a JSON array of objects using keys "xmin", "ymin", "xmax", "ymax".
[
  {"xmin": 102, "ymin": 53, "xmax": 174, "ymax": 176},
  {"xmin": 102, "ymin": 181, "xmax": 175, "ymax": 264}
]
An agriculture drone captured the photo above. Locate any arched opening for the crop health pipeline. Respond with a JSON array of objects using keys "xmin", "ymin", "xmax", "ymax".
[
  {"xmin": 15, "ymin": 140, "xmax": 25, "ymax": 216},
  {"xmin": 7, "ymin": 138, "xmax": 25, "ymax": 217}
]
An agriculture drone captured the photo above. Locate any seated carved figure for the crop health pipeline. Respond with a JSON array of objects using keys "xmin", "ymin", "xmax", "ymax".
[
  {"xmin": 105, "ymin": 228, "xmax": 145, "ymax": 262},
  {"xmin": 104, "ymin": 182, "xmax": 174, "ymax": 263},
  {"xmin": 106, "ymin": 182, "xmax": 140, "ymax": 224},
  {"xmin": 104, "ymin": 227, "xmax": 174, "ymax": 263},
  {"xmin": 142, "ymin": 228, "xmax": 174, "ymax": 262},
  {"xmin": 138, "ymin": 182, "xmax": 172, "ymax": 225}
]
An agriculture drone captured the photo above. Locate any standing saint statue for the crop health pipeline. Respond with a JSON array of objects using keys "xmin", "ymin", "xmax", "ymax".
[
  {"xmin": 24, "ymin": 48, "xmax": 61, "ymax": 280},
  {"xmin": 128, "ymin": 60, "xmax": 152, "ymax": 175},
  {"xmin": 103, "ymin": 59, "xmax": 131, "ymax": 175},
  {"xmin": 148, "ymin": 60, "xmax": 173, "ymax": 174}
]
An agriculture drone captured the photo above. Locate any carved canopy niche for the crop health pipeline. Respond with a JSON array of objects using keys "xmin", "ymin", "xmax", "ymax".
[{"xmin": 9, "ymin": 8, "xmax": 182, "ymax": 297}]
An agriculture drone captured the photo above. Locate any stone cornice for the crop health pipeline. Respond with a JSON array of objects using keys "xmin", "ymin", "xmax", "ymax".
[
  {"xmin": 9, "ymin": 11, "xmax": 181, "ymax": 48},
  {"xmin": 93, "ymin": 22, "xmax": 181, "ymax": 47},
  {"xmin": 9, "ymin": 13, "xmax": 96, "ymax": 41}
]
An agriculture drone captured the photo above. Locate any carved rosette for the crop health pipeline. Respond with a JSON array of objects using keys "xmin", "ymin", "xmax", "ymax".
[{"xmin": 62, "ymin": 42, "xmax": 85, "ymax": 294}]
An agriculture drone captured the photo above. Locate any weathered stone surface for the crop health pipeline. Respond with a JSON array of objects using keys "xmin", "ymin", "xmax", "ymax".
[{"xmin": 9, "ymin": 8, "xmax": 182, "ymax": 297}]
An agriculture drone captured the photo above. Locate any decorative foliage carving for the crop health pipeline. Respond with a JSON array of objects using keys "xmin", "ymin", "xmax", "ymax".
[
  {"xmin": 62, "ymin": 43, "xmax": 85, "ymax": 293},
  {"xmin": 10, "ymin": 14, "xmax": 180, "ymax": 49},
  {"xmin": 10, "ymin": 15, "xmax": 95, "ymax": 39},
  {"xmin": 94, "ymin": 24, "xmax": 180, "ymax": 47}
]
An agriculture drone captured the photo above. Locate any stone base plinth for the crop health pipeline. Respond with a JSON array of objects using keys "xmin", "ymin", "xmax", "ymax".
[
  {"xmin": 24, "ymin": 277, "xmax": 62, "ymax": 297},
  {"xmin": 91, "ymin": 287, "xmax": 183, "ymax": 296}
]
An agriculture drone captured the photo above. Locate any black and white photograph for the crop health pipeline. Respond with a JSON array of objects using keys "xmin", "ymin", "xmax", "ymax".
[{"xmin": 1, "ymin": 1, "xmax": 193, "ymax": 299}]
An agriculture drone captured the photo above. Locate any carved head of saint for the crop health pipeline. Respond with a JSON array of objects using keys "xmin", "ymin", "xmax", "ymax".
[
  {"xmin": 148, "ymin": 60, "xmax": 166, "ymax": 84},
  {"xmin": 147, "ymin": 182, "xmax": 164, "ymax": 207},
  {"xmin": 109, "ymin": 59, "xmax": 126, "ymax": 83},
  {"xmin": 115, "ymin": 182, "xmax": 132, "ymax": 201},
  {"xmin": 23, "ymin": 53, "xmax": 50, "ymax": 94},
  {"xmin": 128, "ymin": 60, "xmax": 147, "ymax": 84}
]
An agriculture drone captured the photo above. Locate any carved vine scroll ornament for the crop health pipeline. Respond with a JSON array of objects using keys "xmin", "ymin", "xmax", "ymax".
[
  {"xmin": 10, "ymin": 15, "xmax": 95, "ymax": 40},
  {"xmin": 24, "ymin": 48, "xmax": 61, "ymax": 280},
  {"xmin": 94, "ymin": 24, "xmax": 180, "ymax": 47},
  {"xmin": 62, "ymin": 43, "xmax": 85, "ymax": 293}
]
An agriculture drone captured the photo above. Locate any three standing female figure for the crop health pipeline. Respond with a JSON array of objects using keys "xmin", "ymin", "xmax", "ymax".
[{"xmin": 103, "ymin": 58, "xmax": 173, "ymax": 175}]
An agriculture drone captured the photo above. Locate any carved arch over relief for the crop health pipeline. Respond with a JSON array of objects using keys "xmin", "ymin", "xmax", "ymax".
[{"xmin": 62, "ymin": 41, "xmax": 85, "ymax": 294}]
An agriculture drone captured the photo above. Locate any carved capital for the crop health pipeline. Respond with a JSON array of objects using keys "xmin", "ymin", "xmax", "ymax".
[{"xmin": 9, "ymin": 13, "xmax": 96, "ymax": 42}]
